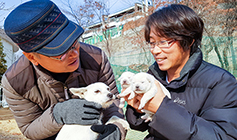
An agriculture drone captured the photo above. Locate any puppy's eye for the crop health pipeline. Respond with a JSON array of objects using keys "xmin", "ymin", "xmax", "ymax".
[
  {"xmin": 95, "ymin": 90, "xmax": 100, "ymax": 93},
  {"xmin": 107, "ymin": 88, "xmax": 110, "ymax": 91}
]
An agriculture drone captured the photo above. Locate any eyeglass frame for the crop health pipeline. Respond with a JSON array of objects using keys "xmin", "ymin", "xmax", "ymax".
[
  {"xmin": 49, "ymin": 41, "xmax": 79, "ymax": 61},
  {"xmin": 147, "ymin": 39, "xmax": 176, "ymax": 50}
]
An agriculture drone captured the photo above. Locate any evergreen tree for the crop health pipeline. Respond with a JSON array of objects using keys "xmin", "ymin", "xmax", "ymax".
[{"xmin": 0, "ymin": 39, "xmax": 7, "ymax": 80}]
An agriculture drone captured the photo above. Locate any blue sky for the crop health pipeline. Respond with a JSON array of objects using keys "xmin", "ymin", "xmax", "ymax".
[{"xmin": 0, "ymin": 0, "xmax": 143, "ymax": 28}]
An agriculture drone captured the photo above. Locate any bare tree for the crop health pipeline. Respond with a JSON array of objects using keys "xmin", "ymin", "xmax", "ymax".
[
  {"xmin": 219, "ymin": 0, "xmax": 237, "ymax": 72},
  {"xmin": 0, "ymin": 2, "xmax": 4, "ymax": 10},
  {"xmin": 181, "ymin": 0, "xmax": 236, "ymax": 73},
  {"xmin": 59, "ymin": 0, "xmax": 114, "ymax": 56},
  {"xmin": 0, "ymin": 2, "xmax": 5, "ymax": 26}
]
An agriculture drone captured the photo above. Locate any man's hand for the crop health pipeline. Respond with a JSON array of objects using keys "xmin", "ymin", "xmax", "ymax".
[
  {"xmin": 91, "ymin": 124, "xmax": 121, "ymax": 140},
  {"xmin": 53, "ymin": 99, "xmax": 102, "ymax": 125},
  {"xmin": 142, "ymin": 79, "xmax": 166, "ymax": 113}
]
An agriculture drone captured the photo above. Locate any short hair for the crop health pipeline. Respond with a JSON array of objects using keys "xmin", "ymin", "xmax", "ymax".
[{"xmin": 144, "ymin": 4, "xmax": 204, "ymax": 53}]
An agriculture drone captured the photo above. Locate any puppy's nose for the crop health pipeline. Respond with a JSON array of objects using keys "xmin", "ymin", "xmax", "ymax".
[
  {"xmin": 136, "ymin": 85, "xmax": 139, "ymax": 89},
  {"xmin": 123, "ymin": 80, "xmax": 127, "ymax": 84},
  {"xmin": 107, "ymin": 93, "xmax": 113, "ymax": 99}
]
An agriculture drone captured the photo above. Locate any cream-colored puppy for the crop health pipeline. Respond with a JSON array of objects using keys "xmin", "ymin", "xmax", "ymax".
[
  {"xmin": 56, "ymin": 82, "xmax": 129, "ymax": 140},
  {"xmin": 118, "ymin": 72, "xmax": 171, "ymax": 122},
  {"xmin": 118, "ymin": 71, "xmax": 135, "ymax": 89},
  {"xmin": 132, "ymin": 72, "xmax": 171, "ymax": 109},
  {"xmin": 117, "ymin": 71, "xmax": 135, "ymax": 108}
]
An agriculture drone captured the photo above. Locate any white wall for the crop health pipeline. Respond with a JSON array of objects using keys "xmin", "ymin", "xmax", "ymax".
[{"xmin": 1, "ymin": 39, "xmax": 16, "ymax": 68}]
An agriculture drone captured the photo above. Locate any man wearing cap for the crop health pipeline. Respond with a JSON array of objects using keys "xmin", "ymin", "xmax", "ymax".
[{"xmin": 1, "ymin": 0, "xmax": 126, "ymax": 140}]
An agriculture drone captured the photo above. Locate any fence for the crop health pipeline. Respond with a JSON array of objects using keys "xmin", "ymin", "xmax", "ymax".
[{"xmin": 109, "ymin": 36, "xmax": 237, "ymax": 90}]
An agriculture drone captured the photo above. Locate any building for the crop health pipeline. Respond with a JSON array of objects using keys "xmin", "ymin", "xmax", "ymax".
[
  {"xmin": 0, "ymin": 28, "xmax": 20, "ymax": 107},
  {"xmin": 0, "ymin": 28, "xmax": 22, "ymax": 68},
  {"xmin": 82, "ymin": 3, "xmax": 149, "ymax": 45}
]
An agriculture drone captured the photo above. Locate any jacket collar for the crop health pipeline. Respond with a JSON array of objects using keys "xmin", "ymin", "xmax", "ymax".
[
  {"xmin": 32, "ymin": 62, "xmax": 82, "ymax": 84},
  {"xmin": 149, "ymin": 48, "xmax": 203, "ymax": 89}
]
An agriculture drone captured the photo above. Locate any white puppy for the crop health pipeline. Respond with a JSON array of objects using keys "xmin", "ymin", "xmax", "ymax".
[
  {"xmin": 118, "ymin": 71, "xmax": 135, "ymax": 89},
  {"xmin": 132, "ymin": 72, "xmax": 171, "ymax": 109},
  {"xmin": 118, "ymin": 72, "xmax": 171, "ymax": 122},
  {"xmin": 117, "ymin": 71, "xmax": 135, "ymax": 108},
  {"xmin": 56, "ymin": 82, "xmax": 129, "ymax": 140}
]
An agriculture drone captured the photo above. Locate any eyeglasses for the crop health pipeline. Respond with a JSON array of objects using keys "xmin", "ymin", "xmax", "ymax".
[
  {"xmin": 49, "ymin": 42, "xmax": 79, "ymax": 61},
  {"xmin": 147, "ymin": 39, "xmax": 176, "ymax": 50}
]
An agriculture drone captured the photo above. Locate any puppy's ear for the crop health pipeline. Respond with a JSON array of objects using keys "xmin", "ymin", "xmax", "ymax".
[
  {"xmin": 146, "ymin": 75, "xmax": 154, "ymax": 83},
  {"xmin": 69, "ymin": 88, "xmax": 87, "ymax": 99}
]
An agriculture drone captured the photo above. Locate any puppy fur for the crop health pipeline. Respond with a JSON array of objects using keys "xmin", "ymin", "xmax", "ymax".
[
  {"xmin": 117, "ymin": 71, "xmax": 135, "ymax": 108},
  {"xmin": 56, "ymin": 82, "xmax": 129, "ymax": 140},
  {"xmin": 118, "ymin": 72, "xmax": 171, "ymax": 122}
]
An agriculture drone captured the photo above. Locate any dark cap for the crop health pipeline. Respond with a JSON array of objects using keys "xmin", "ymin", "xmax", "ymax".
[{"xmin": 4, "ymin": 0, "xmax": 84, "ymax": 56}]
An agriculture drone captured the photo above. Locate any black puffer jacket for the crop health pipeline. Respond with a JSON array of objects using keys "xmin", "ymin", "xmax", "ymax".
[{"xmin": 126, "ymin": 48, "xmax": 237, "ymax": 140}]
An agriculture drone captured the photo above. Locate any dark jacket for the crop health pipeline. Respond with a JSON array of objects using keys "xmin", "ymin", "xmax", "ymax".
[
  {"xmin": 2, "ymin": 43, "xmax": 125, "ymax": 140},
  {"xmin": 126, "ymin": 48, "xmax": 237, "ymax": 140}
]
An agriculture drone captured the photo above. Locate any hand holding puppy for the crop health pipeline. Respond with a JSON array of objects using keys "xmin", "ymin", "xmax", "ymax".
[
  {"xmin": 118, "ymin": 72, "xmax": 171, "ymax": 122},
  {"xmin": 53, "ymin": 99, "xmax": 102, "ymax": 125},
  {"xmin": 136, "ymin": 80, "xmax": 166, "ymax": 113}
]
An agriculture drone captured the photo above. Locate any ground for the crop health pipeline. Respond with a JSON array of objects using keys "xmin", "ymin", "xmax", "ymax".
[
  {"xmin": 0, "ymin": 108, "xmax": 28, "ymax": 140},
  {"xmin": 0, "ymin": 107, "xmax": 148, "ymax": 140}
]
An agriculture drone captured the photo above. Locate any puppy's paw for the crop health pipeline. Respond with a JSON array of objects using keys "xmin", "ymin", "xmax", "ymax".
[
  {"xmin": 106, "ymin": 116, "xmax": 130, "ymax": 130},
  {"xmin": 127, "ymin": 91, "xmax": 135, "ymax": 100},
  {"xmin": 119, "ymin": 98, "xmax": 125, "ymax": 108},
  {"xmin": 116, "ymin": 94, "xmax": 122, "ymax": 98},
  {"xmin": 138, "ymin": 103, "xmax": 145, "ymax": 110},
  {"xmin": 141, "ymin": 114, "xmax": 153, "ymax": 122},
  {"xmin": 141, "ymin": 109, "xmax": 154, "ymax": 122}
]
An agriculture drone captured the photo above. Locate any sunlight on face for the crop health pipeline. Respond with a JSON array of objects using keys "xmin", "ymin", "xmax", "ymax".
[
  {"xmin": 33, "ymin": 42, "xmax": 80, "ymax": 73},
  {"xmin": 149, "ymin": 28, "xmax": 190, "ymax": 79}
]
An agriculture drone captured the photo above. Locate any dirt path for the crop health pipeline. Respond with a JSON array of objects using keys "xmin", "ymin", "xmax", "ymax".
[
  {"xmin": 0, "ymin": 108, "xmax": 28, "ymax": 140},
  {"xmin": 0, "ymin": 107, "xmax": 148, "ymax": 140}
]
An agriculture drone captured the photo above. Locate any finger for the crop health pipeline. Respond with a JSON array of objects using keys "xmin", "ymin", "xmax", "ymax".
[
  {"xmin": 116, "ymin": 94, "xmax": 121, "ymax": 98},
  {"xmin": 123, "ymin": 94, "xmax": 131, "ymax": 101},
  {"xmin": 82, "ymin": 113, "xmax": 100, "ymax": 120},
  {"xmin": 136, "ymin": 94, "xmax": 143, "ymax": 101},
  {"xmin": 84, "ymin": 102, "xmax": 102, "ymax": 109},
  {"xmin": 127, "ymin": 97, "xmax": 139, "ymax": 108},
  {"xmin": 82, "ymin": 119, "xmax": 99, "ymax": 125},
  {"xmin": 133, "ymin": 100, "xmax": 140, "ymax": 110},
  {"xmin": 83, "ymin": 107, "xmax": 101, "ymax": 114}
]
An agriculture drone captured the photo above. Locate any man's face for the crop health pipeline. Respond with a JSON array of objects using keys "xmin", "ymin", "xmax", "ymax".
[
  {"xmin": 149, "ymin": 27, "xmax": 190, "ymax": 79},
  {"xmin": 30, "ymin": 41, "xmax": 80, "ymax": 73}
]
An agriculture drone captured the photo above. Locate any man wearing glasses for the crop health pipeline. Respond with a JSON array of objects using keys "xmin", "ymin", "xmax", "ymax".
[
  {"xmin": 1, "ymin": 0, "xmax": 126, "ymax": 140},
  {"xmin": 124, "ymin": 4, "xmax": 237, "ymax": 140}
]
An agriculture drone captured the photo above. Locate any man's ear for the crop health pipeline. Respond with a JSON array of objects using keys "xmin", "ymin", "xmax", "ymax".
[
  {"xmin": 189, "ymin": 39, "xmax": 195, "ymax": 47},
  {"xmin": 22, "ymin": 52, "xmax": 39, "ymax": 66}
]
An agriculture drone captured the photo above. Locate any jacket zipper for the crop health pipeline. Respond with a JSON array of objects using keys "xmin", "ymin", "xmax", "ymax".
[{"xmin": 64, "ymin": 85, "xmax": 69, "ymax": 99}]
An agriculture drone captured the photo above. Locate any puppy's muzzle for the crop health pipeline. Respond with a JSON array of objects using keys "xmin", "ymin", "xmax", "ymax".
[{"xmin": 122, "ymin": 80, "xmax": 128, "ymax": 85}]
